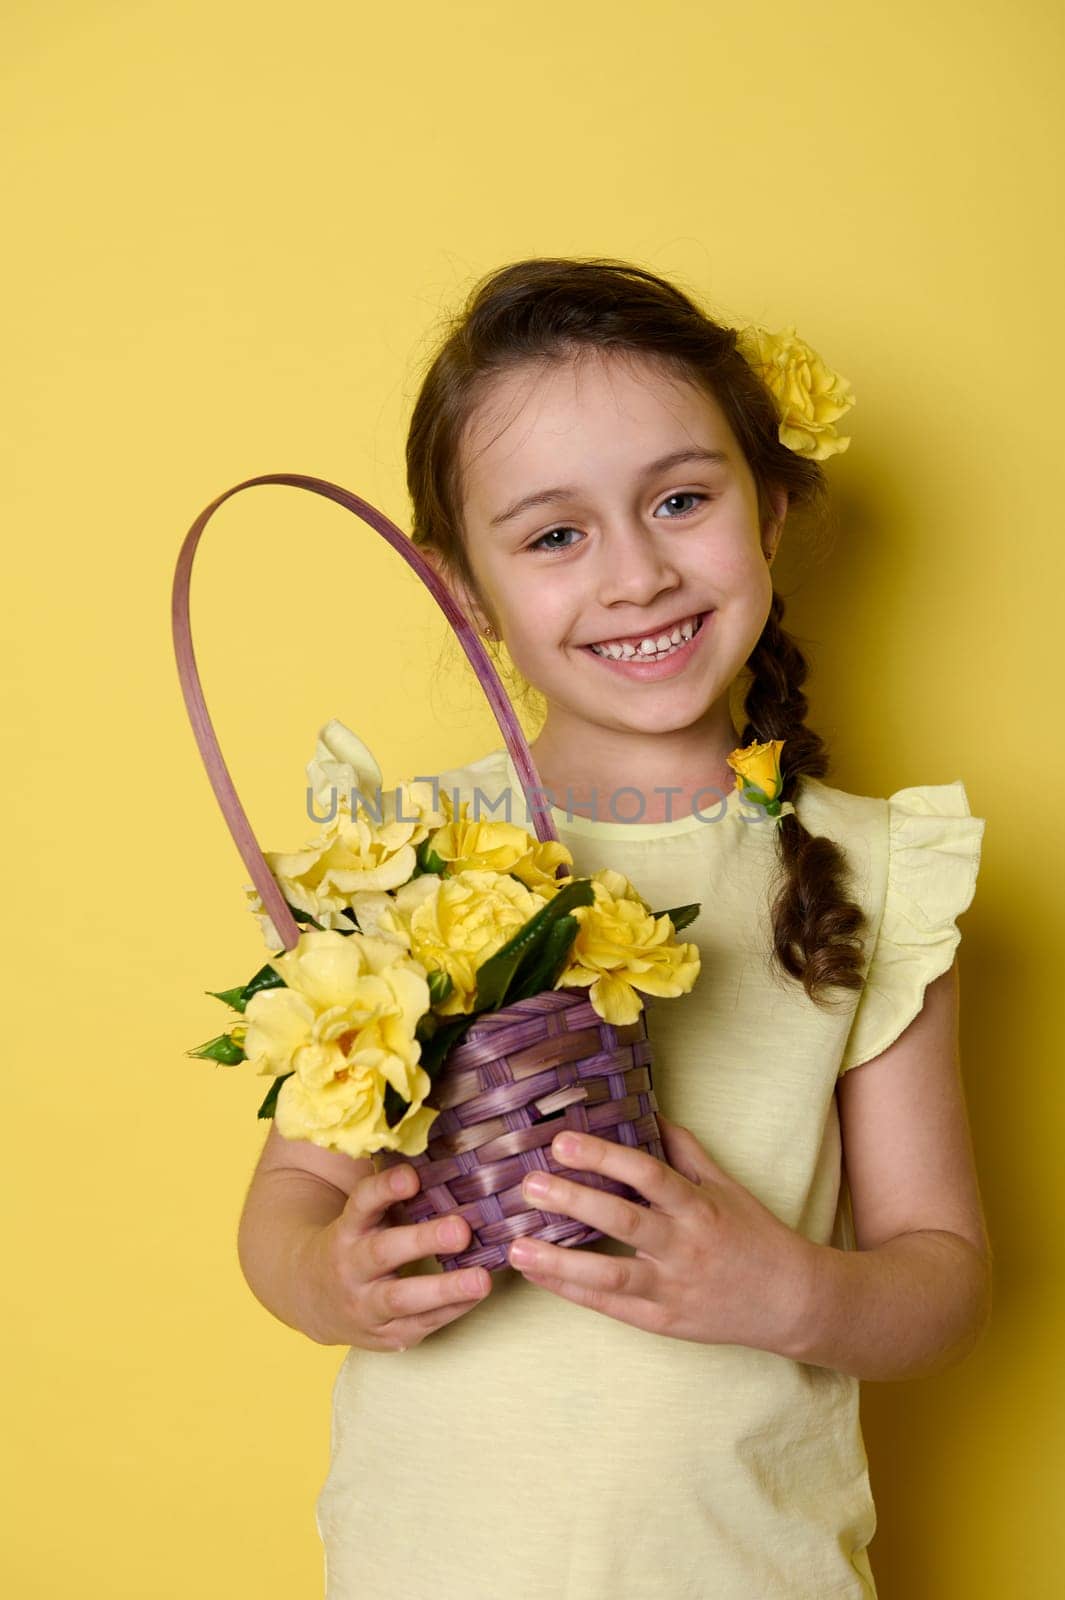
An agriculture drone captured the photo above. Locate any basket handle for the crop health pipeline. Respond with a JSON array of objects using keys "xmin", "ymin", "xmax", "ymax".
[{"xmin": 171, "ymin": 472, "xmax": 558, "ymax": 952}]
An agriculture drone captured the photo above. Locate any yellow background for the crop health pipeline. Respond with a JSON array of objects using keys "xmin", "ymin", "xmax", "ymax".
[{"xmin": 3, "ymin": 2, "xmax": 1060, "ymax": 1594}]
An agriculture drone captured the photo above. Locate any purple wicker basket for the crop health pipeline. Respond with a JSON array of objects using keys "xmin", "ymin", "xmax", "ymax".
[{"xmin": 172, "ymin": 473, "xmax": 666, "ymax": 1274}]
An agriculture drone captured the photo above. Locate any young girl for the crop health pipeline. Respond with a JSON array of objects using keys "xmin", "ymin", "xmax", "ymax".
[{"xmin": 237, "ymin": 257, "xmax": 989, "ymax": 1599}]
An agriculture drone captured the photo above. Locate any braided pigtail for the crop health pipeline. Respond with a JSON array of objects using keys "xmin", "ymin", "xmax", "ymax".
[{"xmin": 739, "ymin": 591, "xmax": 868, "ymax": 1005}]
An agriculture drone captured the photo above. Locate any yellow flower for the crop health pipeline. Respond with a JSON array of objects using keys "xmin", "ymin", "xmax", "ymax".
[
  {"xmin": 554, "ymin": 868, "xmax": 701, "ymax": 1026},
  {"xmin": 734, "ymin": 324, "xmax": 854, "ymax": 461},
  {"xmin": 402, "ymin": 869, "xmax": 549, "ymax": 1016},
  {"xmin": 727, "ymin": 739, "xmax": 785, "ymax": 804},
  {"xmin": 306, "ymin": 719, "xmax": 385, "ymax": 813},
  {"xmin": 245, "ymin": 777, "xmax": 446, "ymax": 948},
  {"xmin": 427, "ymin": 814, "xmax": 574, "ymax": 894},
  {"xmin": 342, "ymin": 883, "xmax": 424, "ymax": 952},
  {"xmin": 242, "ymin": 928, "xmax": 438, "ymax": 1159}
]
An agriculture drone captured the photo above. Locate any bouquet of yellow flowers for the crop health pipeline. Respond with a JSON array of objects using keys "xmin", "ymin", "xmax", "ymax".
[
  {"xmin": 173, "ymin": 470, "xmax": 711, "ymax": 1271},
  {"xmin": 188, "ymin": 720, "xmax": 702, "ymax": 1165}
]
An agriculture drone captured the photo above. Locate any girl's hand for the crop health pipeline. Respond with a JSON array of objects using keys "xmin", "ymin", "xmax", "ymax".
[
  {"xmin": 299, "ymin": 1163, "xmax": 492, "ymax": 1350},
  {"xmin": 508, "ymin": 1114, "xmax": 814, "ymax": 1354}
]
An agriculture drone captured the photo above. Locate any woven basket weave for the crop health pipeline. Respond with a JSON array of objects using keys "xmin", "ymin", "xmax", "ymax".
[{"xmin": 172, "ymin": 473, "xmax": 666, "ymax": 1275}]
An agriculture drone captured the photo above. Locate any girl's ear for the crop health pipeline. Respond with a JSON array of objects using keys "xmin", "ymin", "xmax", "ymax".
[
  {"xmin": 762, "ymin": 486, "xmax": 789, "ymax": 566},
  {"xmin": 418, "ymin": 547, "xmax": 493, "ymax": 637},
  {"xmin": 451, "ymin": 578, "xmax": 493, "ymax": 638}
]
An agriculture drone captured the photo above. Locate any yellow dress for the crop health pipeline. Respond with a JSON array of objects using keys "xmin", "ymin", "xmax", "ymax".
[{"xmin": 315, "ymin": 748, "xmax": 985, "ymax": 1600}]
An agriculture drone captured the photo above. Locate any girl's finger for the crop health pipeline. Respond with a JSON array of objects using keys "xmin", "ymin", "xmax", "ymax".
[
  {"xmin": 356, "ymin": 1210, "xmax": 474, "ymax": 1283},
  {"xmin": 372, "ymin": 1265, "xmax": 491, "ymax": 1342},
  {"xmin": 519, "ymin": 1166, "xmax": 669, "ymax": 1259},
  {"xmin": 342, "ymin": 1162, "xmax": 420, "ymax": 1237},
  {"xmin": 549, "ymin": 1129, "xmax": 686, "ymax": 1218},
  {"xmin": 375, "ymin": 1293, "xmax": 488, "ymax": 1351},
  {"xmin": 514, "ymin": 1245, "xmax": 662, "ymax": 1334}
]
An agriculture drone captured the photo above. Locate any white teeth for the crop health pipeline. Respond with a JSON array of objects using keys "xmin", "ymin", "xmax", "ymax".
[{"xmin": 590, "ymin": 613, "xmax": 703, "ymax": 659}]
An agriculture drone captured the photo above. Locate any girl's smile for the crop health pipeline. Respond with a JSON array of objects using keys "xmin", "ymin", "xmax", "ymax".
[{"xmin": 581, "ymin": 607, "xmax": 712, "ymax": 679}]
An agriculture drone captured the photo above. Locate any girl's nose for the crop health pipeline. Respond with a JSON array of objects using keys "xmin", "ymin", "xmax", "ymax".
[{"xmin": 596, "ymin": 518, "xmax": 682, "ymax": 608}]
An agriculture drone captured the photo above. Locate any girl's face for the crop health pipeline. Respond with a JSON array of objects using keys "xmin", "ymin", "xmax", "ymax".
[{"xmin": 452, "ymin": 348, "xmax": 786, "ymax": 762}]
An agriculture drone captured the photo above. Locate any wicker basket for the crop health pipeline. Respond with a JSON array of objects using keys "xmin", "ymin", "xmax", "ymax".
[
  {"xmin": 376, "ymin": 989, "xmax": 662, "ymax": 1271},
  {"xmin": 172, "ymin": 473, "xmax": 666, "ymax": 1275}
]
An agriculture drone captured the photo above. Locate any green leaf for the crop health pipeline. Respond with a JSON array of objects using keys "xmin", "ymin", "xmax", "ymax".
[
  {"xmin": 256, "ymin": 1072, "xmax": 292, "ymax": 1119},
  {"xmin": 287, "ymin": 902, "xmax": 323, "ymax": 929},
  {"xmin": 427, "ymin": 968, "xmax": 454, "ymax": 1005},
  {"xmin": 473, "ymin": 877, "xmax": 595, "ymax": 1014},
  {"xmin": 506, "ymin": 913, "xmax": 579, "ymax": 1006},
  {"xmin": 502, "ymin": 883, "xmax": 595, "ymax": 1002},
  {"xmin": 187, "ymin": 1032, "xmax": 246, "ymax": 1065},
  {"xmin": 415, "ymin": 1009, "xmax": 437, "ymax": 1045},
  {"xmin": 415, "ymin": 838, "xmax": 447, "ymax": 876},
  {"xmin": 653, "ymin": 902, "xmax": 701, "ymax": 933},
  {"xmin": 207, "ymin": 984, "xmax": 248, "ymax": 1012},
  {"xmin": 241, "ymin": 963, "xmax": 285, "ymax": 1005},
  {"xmin": 383, "ymin": 1080, "xmax": 410, "ymax": 1130},
  {"xmin": 209, "ymin": 962, "xmax": 285, "ymax": 1015},
  {"xmin": 417, "ymin": 1014, "xmax": 475, "ymax": 1079}
]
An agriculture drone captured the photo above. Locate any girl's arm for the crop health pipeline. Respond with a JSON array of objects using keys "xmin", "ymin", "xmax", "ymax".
[
  {"xmin": 236, "ymin": 1122, "xmax": 373, "ymax": 1338},
  {"xmin": 236, "ymin": 1125, "xmax": 490, "ymax": 1349},
  {"xmin": 784, "ymin": 961, "xmax": 992, "ymax": 1381}
]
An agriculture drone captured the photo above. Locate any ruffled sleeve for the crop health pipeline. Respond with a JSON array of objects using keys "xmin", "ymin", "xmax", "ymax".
[{"xmin": 837, "ymin": 781, "xmax": 985, "ymax": 1076}]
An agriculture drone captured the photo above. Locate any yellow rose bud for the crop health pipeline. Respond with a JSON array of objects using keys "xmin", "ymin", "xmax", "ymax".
[{"xmin": 727, "ymin": 739, "xmax": 785, "ymax": 805}]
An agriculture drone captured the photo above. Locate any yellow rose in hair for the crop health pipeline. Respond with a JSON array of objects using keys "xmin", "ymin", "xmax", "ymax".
[
  {"xmin": 428, "ymin": 815, "xmax": 574, "ymax": 893},
  {"xmin": 735, "ymin": 324, "xmax": 854, "ymax": 461},
  {"xmin": 727, "ymin": 739, "xmax": 785, "ymax": 804},
  {"xmin": 242, "ymin": 928, "xmax": 438, "ymax": 1159},
  {"xmin": 554, "ymin": 867, "xmax": 701, "ymax": 1027},
  {"xmin": 404, "ymin": 869, "xmax": 550, "ymax": 1016}
]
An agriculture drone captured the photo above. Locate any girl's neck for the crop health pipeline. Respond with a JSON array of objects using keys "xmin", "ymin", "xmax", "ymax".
[{"xmin": 526, "ymin": 707, "xmax": 744, "ymax": 824}]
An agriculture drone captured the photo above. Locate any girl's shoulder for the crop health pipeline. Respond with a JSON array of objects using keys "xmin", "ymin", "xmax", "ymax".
[
  {"xmin": 798, "ymin": 772, "xmax": 983, "ymax": 859},
  {"xmin": 797, "ymin": 773, "xmax": 984, "ymax": 922},
  {"xmin": 805, "ymin": 775, "xmax": 986, "ymax": 1075},
  {"xmin": 794, "ymin": 774, "xmax": 885, "ymax": 839}
]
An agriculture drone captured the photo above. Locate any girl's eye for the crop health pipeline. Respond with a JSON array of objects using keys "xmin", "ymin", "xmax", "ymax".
[
  {"xmin": 656, "ymin": 491, "xmax": 706, "ymax": 518},
  {"xmin": 526, "ymin": 492, "xmax": 707, "ymax": 554},
  {"xmin": 528, "ymin": 526, "xmax": 582, "ymax": 553}
]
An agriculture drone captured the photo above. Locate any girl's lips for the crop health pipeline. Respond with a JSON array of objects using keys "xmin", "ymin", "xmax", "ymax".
[{"xmin": 581, "ymin": 611, "xmax": 713, "ymax": 678}]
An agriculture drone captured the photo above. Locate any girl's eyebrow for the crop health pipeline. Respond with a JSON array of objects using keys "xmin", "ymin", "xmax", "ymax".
[{"xmin": 488, "ymin": 447, "xmax": 731, "ymax": 528}]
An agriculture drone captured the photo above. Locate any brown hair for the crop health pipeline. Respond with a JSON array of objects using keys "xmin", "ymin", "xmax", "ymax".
[{"xmin": 405, "ymin": 256, "xmax": 867, "ymax": 1005}]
